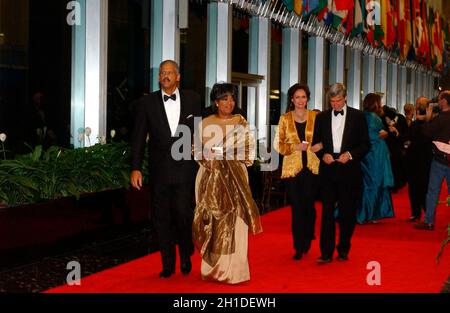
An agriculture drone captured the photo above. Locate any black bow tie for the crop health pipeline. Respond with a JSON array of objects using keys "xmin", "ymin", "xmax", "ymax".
[
  {"xmin": 334, "ymin": 110, "xmax": 344, "ymax": 116},
  {"xmin": 164, "ymin": 94, "xmax": 176, "ymax": 102}
]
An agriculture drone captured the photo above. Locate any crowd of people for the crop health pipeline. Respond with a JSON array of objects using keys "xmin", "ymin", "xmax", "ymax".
[{"xmin": 130, "ymin": 59, "xmax": 449, "ymax": 284}]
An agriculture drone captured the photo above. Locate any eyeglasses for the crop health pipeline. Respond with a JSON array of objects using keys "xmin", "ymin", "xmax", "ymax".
[{"xmin": 159, "ymin": 71, "xmax": 177, "ymax": 76}]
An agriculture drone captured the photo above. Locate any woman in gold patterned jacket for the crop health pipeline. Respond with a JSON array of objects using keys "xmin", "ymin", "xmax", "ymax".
[
  {"xmin": 192, "ymin": 83, "xmax": 262, "ymax": 284},
  {"xmin": 274, "ymin": 83, "xmax": 322, "ymax": 261}
]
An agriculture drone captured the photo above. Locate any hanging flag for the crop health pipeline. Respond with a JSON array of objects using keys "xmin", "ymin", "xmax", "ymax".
[
  {"xmin": 398, "ymin": 0, "xmax": 408, "ymax": 58},
  {"xmin": 380, "ymin": 0, "xmax": 389, "ymax": 47},
  {"xmin": 429, "ymin": 7, "xmax": 436, "ymax": 68},
  {"xmin": 387, "ymin": 0, "xmax": 397, "ymax": 48},
  {"xmin": 282, "ymin": 0, "xmax": 294, "ymax": 11},
  {"xmin": 331, "ymin": 0, "xmax": 349, "ymax": 31},
  {"xmin": 294, "ymin": 0, "xmax": 303, "ymax": 15},
  {"xmin": 444, "ymin": 21, "xmax": 450, "ymax": 74},
  {"xmin": 365, "ymin": 0, "xmax": 375, "ymax": 44},
  {"xmin": 392, "ymin": 0, "xmax": 399, "ymax": 50},
  {"xmin": 343, "ymin": 1, "xmax": 354, "ymax": 35},
  {"xmin": 323, "ymin": 0, "xmax": 334, "ymax": 25},
  {"xmin": 411, "ymin": 0, "xmax": 420, "ymax": 55},
  {"xmin": 305, "ymin": 0, "xmax": 319, "ymax": 15},
  {"xmin": 423, "ymin": 1, "xmax": 431, "ymax": 66},
  {"xmin": 404, "ymin": 0, "xmax": 413, "ymax": 59},
  {"xmin": 335, "ymin": 0, "xmax": 354, "ymax": 11},
  {"xmin": 380, "ymin": 0, "xmax": 397, "ymax": 49},
  {"xmin": 417, "ymin": 0, "xmax": 430, "ymax": 64},
  {"xmin": 434, "ymin": 12, "xmax": 443, "ymax": 51},
  {"xmin": 431, "ymin": 10, "xmax": 442, "ymax": 70},
  {"xmin": 351, "ymin": 0, "xmax": 364, "ymax": 36},
  {"xmin": 315, "ymin": 0, "xmax": 329, "ymax": 20}
]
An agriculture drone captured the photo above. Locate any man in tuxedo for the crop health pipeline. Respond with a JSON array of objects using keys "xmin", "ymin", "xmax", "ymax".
[
  {"xmin": 130, "ymin": 60, "xmax": 201, "ymax": 278},
  {"xmin": 382, "ymin": 105, "xmax": 408, "ymax": 192},
  {"xmin": 314, "ymin": 83, "xmax": 370, "ymax": 263}
]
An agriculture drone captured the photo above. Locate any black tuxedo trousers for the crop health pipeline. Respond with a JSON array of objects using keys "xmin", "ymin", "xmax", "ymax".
[
  {"xmin": 319, "ymin": 162, "xmax": 363, "ymax": 258},
  {"xmin": 314, "ymin": 108, "xmax": 370, "ymax": 259},
  {"xmin": 151, "ymin": 182, "xmax": 195, "ymax": 271}
]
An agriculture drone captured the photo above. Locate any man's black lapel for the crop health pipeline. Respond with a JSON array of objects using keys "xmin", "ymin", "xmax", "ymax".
[
  {"xmin": 178, "ymin": 90, "xmax": 188, "ymax": 126},
  {"xmin": 325, "ymin": 110, "xmax": 333, "ymax": 152},
  {"xmin": 341, "ymin": 107, "xmax": 353, "ymax": 151}
]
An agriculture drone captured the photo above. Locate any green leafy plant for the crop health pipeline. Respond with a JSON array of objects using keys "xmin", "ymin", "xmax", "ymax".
[
  {"xmin": 0, "ymin": 142, "xmax": 146, "ymax": 207},
  {"xmin": 436, "ymin": 223, "xmax": 450, "ymax": 293},
  {"xmin": 437, "ymin": 224, "xmax": 450, "ymax": 263}
]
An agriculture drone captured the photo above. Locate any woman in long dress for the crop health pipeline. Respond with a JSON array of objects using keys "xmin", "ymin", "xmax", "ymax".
[
  {"xmin": 357, "ymin": 93, "xmax": 394, "ymax": 224},
  {"xmin": 192, "ymin": 83, "xmax": 262, "ymax": 284}
]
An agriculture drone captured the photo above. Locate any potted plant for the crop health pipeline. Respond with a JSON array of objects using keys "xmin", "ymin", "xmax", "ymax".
[
  {"xmin": 437, "ymin": 223, "xmax": 450, "ymax": 293},
  {"xmin": 0, "ymin": 138, "xmax": 150, "ymax": 253},
  {"xmin": 0, "ymin": 141, "xmax": 138, "ymax": 207}
]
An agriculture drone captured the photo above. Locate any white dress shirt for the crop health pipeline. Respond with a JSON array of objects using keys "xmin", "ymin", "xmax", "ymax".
[
  {"xmin": 162, "ymin": 88, "xmax": 181, "ymax": 137},
  {"xmin": 331, "ymin": 105, "xmax": 347, "ymax": 153}
]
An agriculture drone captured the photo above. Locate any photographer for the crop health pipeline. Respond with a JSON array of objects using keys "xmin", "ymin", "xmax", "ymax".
[{"xmin": 414, "ymin": 90, "xmax": 450, "ymax": 231}]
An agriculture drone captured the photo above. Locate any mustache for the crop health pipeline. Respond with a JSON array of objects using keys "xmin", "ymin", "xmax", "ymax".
[{"xmin": 162, "ymin": 78, "xmax": 171, "ymax": 83}]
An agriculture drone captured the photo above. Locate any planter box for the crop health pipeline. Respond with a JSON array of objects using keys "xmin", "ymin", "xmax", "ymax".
[{"xmin": 0, "ymin": 187, "xmax": 151, "ymax": 258}]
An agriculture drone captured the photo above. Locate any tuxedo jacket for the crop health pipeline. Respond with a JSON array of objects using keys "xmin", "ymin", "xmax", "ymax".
[
  {"xmin": 314, "ymin": 107, "xmax": 370, "ymax": 184},
  {"xmin": 131, "ymin": 89, "xmax": 201, "ymax": 185}
]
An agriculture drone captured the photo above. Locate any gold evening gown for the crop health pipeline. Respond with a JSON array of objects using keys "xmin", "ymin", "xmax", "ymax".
[{"xmin": 193, "ymin": 114, "xmax": 263, "ymax": 284}]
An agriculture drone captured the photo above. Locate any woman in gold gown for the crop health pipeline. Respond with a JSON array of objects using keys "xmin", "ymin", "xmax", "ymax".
[
  {"xmin": 274, "ymin": 83, "xmax": 322, "ymax": 261},
  {"xmin": 193, "ymin": 83, "xmax": 262, "ymax": 284}
]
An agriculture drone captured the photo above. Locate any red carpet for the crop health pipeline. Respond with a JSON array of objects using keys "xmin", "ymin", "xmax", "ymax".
[{"xmin": 48, "ymin": 185, "xmax": 449, "ymax": 293}]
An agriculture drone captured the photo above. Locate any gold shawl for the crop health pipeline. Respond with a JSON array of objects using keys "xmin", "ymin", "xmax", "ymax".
[
  {"xmin": 274, "ymin": 110, "xmax": 320, "ymax": 178},
  {"xmin": 193, "ymin": 115, "xmax": 263, "ymax": 267}
]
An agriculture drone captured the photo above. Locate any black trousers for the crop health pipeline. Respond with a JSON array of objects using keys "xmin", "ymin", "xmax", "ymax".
[
  {"xmin": 286, "ymin": 169, "xmax": 317, "ymax": 254},
  {"xmin": 320, "ymin": 164, "xmax": 361, "ymax": 258},
  {"xmin": 389, "ymin": 148, "xmax": 407, "ymax": 190},
  {"xmin": 151, "ymin": 182, "xmax": 195, "ymax": 271},
  {"xmin": 407, "ymin": 173, "xmax": 429, "ymax": 218}
]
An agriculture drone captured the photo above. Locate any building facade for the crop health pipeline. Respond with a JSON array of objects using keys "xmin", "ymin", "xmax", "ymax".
[{"xmin": 0, "ymin": 0, "xmax": 446, "ymax": 153}]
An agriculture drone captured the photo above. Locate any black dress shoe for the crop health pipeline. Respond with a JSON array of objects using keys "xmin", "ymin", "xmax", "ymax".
[
  {"xmin": 293, "ymin": 251, "xmax": 302, "ymax": 260},
  {"xmin": 414, "ymin": 222, "xmax": 434, "ymax": 230},
  {"xmin": 316, "ymin": 256, "xmax": 332, "ymax": 264},
  {"xmin": 180, "ymin": 259, "xmax": 192, "ymax": 275},
  {"xmin": 337, "ymin": 253, "xmax": 348, "ymax": 261},
  {"xmin": 159, "ymin": 269, "xmax": 174, "ymax": 278},
  {"xmin": 407, "ymin": 216, "xmax": 419, "ymax": 222}
]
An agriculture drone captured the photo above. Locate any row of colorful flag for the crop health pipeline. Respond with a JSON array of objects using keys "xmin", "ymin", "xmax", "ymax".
[{"xmin": 281, "ymin": 0, "xmax": 449, "ymax": 72}]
